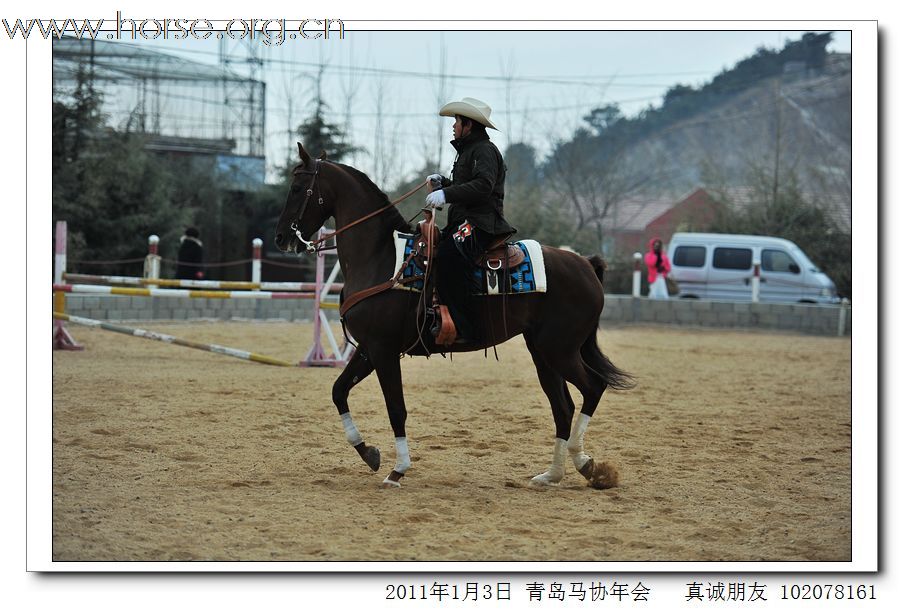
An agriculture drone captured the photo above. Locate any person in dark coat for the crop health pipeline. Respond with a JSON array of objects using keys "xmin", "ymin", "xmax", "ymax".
[
  {"xmin": 176, "ymin": 227, "xmax": 205, "ymax": 280},
  {"xmin": 425, "ymin": 97, "xmax": 516, "ymax": 343}
]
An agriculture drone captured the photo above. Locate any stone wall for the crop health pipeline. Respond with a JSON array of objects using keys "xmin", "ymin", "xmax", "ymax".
[
  {"xmin": 58, "ymin": 294, "xmax": 852, "ymax": 336},
  {"xmin": 601, "ymin": 296, "xmax": 851, "ymax": 335}
]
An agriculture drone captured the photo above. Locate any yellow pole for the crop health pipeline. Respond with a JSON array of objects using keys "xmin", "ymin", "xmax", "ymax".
[{"xmin": 54, "ymin": 290, "xmax": 66, "ymax": 314}]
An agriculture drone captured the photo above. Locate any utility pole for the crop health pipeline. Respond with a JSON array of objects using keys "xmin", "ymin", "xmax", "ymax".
[{"xmin": 771, "ymin": 79, "xmax": 783, "ymax": 208}]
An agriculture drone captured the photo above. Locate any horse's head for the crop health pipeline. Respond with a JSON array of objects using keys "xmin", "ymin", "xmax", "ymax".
[{"xmin": 274, "ymin": 143, "xmax": 336, "ymax": 254}]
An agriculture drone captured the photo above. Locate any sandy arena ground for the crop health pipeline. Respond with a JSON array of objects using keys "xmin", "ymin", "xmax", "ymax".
[{"xmin": 51, "ymin": 321, "xmax": 852, "ymax": 562}]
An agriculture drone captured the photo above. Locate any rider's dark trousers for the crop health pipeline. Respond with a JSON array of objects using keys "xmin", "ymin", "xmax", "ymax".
[{"xmin": 435, "ymin": 222, "xmax": 495, "ymax": 342}]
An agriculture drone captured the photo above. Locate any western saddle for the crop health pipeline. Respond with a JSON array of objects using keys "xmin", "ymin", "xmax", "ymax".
[
  {"xmin": 409, "ymin": 216, "xmax": 520, "ymax": 346},
  {"xmin": 413, "ymin": 218, "xmax": 522, "ymax": 272},
  {"xmin": 338, "ymin": 211, "xmax": 521, "ymax": 347}
]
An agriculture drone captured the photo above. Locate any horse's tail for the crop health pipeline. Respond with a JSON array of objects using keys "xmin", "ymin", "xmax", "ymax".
[
  {"xmin": 582, "ymin": 254, "xmax": 635, "ymax": 391},
  {"xmin": 581, "ymin": 335, "xmax": 635, "ymax": 390}
]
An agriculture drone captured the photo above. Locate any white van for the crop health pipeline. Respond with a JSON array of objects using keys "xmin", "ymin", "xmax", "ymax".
[{"xmin": 666, "ymin": 233, "xmax": 839, "ymax": 303}]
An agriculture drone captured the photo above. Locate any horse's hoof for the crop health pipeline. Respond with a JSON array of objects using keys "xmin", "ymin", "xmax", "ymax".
[
  {"xmin": 381, "ymin": 470, "xmax": 404, "ymax": 488},
  {"xmin": 530, "ymin": 472, "xmax": 562, "ymax": 487},
  {"xmin": 355, "ymin": 443, "xmax": 381, "ymax": 472},
  {"xmin": 363, "ymin": 446, "xmax": 381, "ymax": 472},
  {"xmin": 581, "ymin": 459, "xmax": 620, "ymax": 489}
]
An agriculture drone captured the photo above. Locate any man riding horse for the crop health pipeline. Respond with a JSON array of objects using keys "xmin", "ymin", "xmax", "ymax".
[
  {"xmin": 273, "ymin": 102, "xmax": 633, "ymax": 489},
  {"xmin": 425, "ymin": 97, "xmax": 516, "ymax": 344}
]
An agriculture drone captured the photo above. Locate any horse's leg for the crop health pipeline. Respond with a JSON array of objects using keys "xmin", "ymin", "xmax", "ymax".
[
  {"xmin": 368, "ymin": 347, "xmax": 411, "ymax": 488},
  {"xmin": 558, "ymin": 337, "xmax": 620, "ymax": 489},
  {"xmin": 525, "ymin": 334, "xmax": 575, "ymax": 486},
  {"xmin": 529, "ymin": 329, "xmax": 619, "ymax": 489},
  {"xmin": 331, "ymin": 348, "xmax": 381, "ymax": 472}
]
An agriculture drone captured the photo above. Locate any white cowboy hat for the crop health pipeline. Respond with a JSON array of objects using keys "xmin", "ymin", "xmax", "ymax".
[{"xmin": 438, "ymin": 97, "xmax": 499, "ymax": 130}]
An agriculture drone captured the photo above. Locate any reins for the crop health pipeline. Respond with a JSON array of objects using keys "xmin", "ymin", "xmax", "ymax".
[
  {"xmin": 292, "ymin": 163, "xmax": 429, "ymax": 253},
  {"xmin": 288, "ymin": 164, "xmax": 444, "ymax": 356}
]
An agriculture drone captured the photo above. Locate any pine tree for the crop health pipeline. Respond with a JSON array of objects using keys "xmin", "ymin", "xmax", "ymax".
[{"xmin": 296, "ymin": 98, "xmax": 360, "ymax": 163}]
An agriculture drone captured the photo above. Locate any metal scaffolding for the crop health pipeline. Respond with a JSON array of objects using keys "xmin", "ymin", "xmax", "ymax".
[{"xmin": 52, "ymin": 37, "xmax": 266, "ymax": 158}]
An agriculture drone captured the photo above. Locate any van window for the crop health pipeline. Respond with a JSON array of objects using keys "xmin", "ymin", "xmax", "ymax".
[
  {"xmin": 713, "ymin": 247, "xmax": 752, "ymax": 270},
  {"xmin": 762, "ymin": 249, "xmax": 799, "ymax": 273},
  {"xmin": 673, "ymin": 246, "xmax": 706, "ymax": 267}
]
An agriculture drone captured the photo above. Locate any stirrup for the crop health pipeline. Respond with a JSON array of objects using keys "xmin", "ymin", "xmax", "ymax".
[{"xmin": 433, "ymin": 304, "xmax": 457, "ymax": 345}]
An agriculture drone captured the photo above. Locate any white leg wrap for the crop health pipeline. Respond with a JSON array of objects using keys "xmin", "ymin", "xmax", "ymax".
[
  {"xmin": 341, "ymin": 412, "xmax": 363, "ymax": 446},
  {"xmin": 392, "ymin": 436, "xmax": 411, "ymax": 474},
  {"xmin": 382, "ymin": 437, "xmax": 411, "ymax": 487},
  {"xmin": 567, "ymin": 413, "xmax": 593, "ymax": 471},
  {"xmin": 531, "ymin": 438, "xmax": 567, "ymax": 486}
]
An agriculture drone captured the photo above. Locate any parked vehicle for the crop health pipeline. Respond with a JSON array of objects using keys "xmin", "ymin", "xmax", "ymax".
[{"xmin": 666, "ymin": 233, "xmax": 839, "ymax": 303}]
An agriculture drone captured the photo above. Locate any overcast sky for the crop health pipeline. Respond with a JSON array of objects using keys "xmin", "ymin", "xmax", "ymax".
[{"xmin": 134, "ymin": 28, "xmax": 852, "ymax": 186}]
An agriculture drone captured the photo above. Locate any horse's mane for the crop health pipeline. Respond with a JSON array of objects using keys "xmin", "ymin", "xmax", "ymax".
[{"xmin": 335, "ymin": 163, "xmax": 411, "ymax": 233}]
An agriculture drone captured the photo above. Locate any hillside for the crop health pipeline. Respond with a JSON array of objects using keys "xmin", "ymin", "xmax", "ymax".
[
  {"xmin": 537, "ymin": 37, "xmax": 854, "ymax": 239},
  {"xmin": 653, "ymin": 53, "xmax": 852, "ymax": 217}
]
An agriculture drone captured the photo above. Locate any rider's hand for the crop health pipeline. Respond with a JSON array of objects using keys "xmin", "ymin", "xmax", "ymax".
[
  {"xmin": 425, "ymin": 190, "xmax": 446, "ymax": 208},
  {"xmin": 426, "ymin": 174, "xmax": 444, "ymax": 192}
]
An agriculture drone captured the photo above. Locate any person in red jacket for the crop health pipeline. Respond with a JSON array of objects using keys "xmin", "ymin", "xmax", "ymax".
[{"xmin": 645, "ymin": 237, "xmax": 671, "ymax": 300}]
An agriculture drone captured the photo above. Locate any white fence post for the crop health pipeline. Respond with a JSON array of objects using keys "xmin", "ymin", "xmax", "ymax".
[
  {"xmin": 53, "ymin": 220, "xmax": 83, "ymax": 350},
  {"xmin": 632, "ymin": 252, "xmax": 642, "ymax": 298},
  {"xmin": 837, "ymin": 298, "xmax": 850, "ymax": 336},
  {"xmin": 751, "ymin": 259, "xmax": 761, "ymax": 303},
  {"xmin": 54, "ymin": 220, "xmax": 67, "ymax": 284},
  {"xmin": 251, "ymin": 238, "xmax": 263, "ymax": 284},
  {"xmin": 144, "ymin": 234, "xmax": 161, "ymax": 286}
]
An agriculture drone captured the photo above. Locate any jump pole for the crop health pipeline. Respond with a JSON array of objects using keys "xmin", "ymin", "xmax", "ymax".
[
  {"xmin": 60, "ymin": 273, "xmax": 343, "ymax": 293},
  {"xmin": 52, "ymin": 284, "xmax": 324, "ymax": 300},
  {"xmin": 53, "ymin": 312, "xmax": 293, "ymax": 367},
  {"xmin": 53, "ymin": 220, "xmax": 83, "ymax": 350}
]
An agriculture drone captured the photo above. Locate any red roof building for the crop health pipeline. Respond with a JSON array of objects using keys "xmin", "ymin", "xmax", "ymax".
[
  {"xmin": 600, "ymin": 186, "xmax": 850, "ymax": 257},
  {"xmin": 603, "ymin": 188, "xmax": 724, "ymax": 256}
]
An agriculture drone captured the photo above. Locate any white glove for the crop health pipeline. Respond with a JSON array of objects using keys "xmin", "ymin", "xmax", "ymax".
[
  {"xmin": 426, "ymin": 173, "xmax": 443, "ymax": 183},
  {"xmin": 425, "ymin": 190, "xmax": 446, "ymax": 208}
]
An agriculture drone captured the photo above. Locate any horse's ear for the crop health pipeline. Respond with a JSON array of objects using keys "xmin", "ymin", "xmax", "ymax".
[
  {"xmin": 318, "ymin": 150, "xmax": 328, "ymax": 161},
  {"xmin": 297, "ymin": 142, "xmax": 311, "ymax": 167}
]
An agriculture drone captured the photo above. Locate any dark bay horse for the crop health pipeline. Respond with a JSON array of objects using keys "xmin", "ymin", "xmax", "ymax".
[{"xmin": 274, "ymin": 143, "xmax": 633, "ymax": 488}]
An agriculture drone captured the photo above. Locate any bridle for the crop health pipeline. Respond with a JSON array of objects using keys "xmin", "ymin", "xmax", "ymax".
[
  {"xmin": 287, "ymin": 159, "xmax": 429, "ymax": 253},
  {"xmin": 288, "ymin": 159, "xmax": 327, "ymax": 253}
]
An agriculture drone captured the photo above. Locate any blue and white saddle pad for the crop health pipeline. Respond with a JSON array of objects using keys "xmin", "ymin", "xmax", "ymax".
[{"xmin": 392, "ymin": 231, "xmax": 547, "ymax": 295}]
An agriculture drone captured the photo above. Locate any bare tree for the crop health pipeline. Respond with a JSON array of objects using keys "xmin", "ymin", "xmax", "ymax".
[
  {"xmin": 339, "ymin": 41, "xmax": 364, "ymax": 167},
  {"xmin": 371, "ymin": 75, "xmax": 387, "ymax": 184},
  {"xmin": 499, "ymin": 51, "xmax": 516, "ymax": 150},
  {"xmin": 429, "ymin": 37, "xmax": 449, "ymax": 171},
  {"xmin": 370, "ymin": 75, "xmax": 403, "ymax": 187},
  {"xmin": 691, "ymin": 72, "xmax": 851, "ymax": 224},
  {"xmin": 545, "ymin": 111, "xmax": 668, "ymax": 252}
]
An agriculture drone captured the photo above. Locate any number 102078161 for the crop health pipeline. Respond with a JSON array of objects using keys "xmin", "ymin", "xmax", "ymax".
[{"xmin": 781, "ymin": 584, "xmax": 876, "ymax": 600}]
